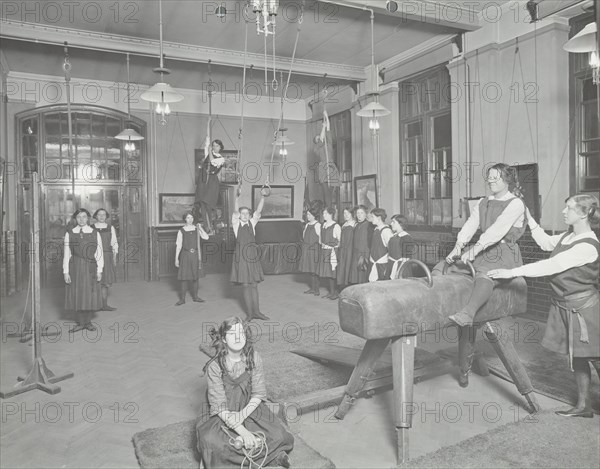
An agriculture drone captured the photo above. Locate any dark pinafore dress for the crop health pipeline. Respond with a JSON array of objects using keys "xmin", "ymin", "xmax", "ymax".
[
  {"xmin": 299, "ymin": 222, "xmax": 320, "ymax": 274},
  {"xmin": 231, "ymin": 223, "xmax": 264, "ymax": 284},
  {"xmin": 541, "ymin": 235, "xmax": 600, "ymax": 366},
  {"xmin": 178, "ymin": 227, "xmax": 200, "ymax": 281},
  {"xmin": 196, "ymin": 157, "xmax": 223, "ymax": 208},
  {"xmin": 65, "ymin": 227, "xmax": 102, "ymax": 312},
  {"xmin": 196, "ymin": 370, "xmax": 294, "ymax": 468},
  {"xmin": 94, "ymin": 225, "xmax": 117, "ymax": 285},
  {"xmin": 370, "ymin": 226, "xmax": 392, "ymax": 281},
  {"xmin": 435, "ymin": 197, "xmax": 526, "ymax": 277},
  {"xmin": 317, "ymin": 222, "xmax": 339, "ymax": 279},
  {"xmin": 336, "ymin": 223, "xmax": 355, "ymax": 286},
  {"xmin": 349, "ymin": 220, "xmax": 371, "ymax": 284},
  {"xmin": 386, "ymin": 233, "xmax": 415, "ymax": 280}
]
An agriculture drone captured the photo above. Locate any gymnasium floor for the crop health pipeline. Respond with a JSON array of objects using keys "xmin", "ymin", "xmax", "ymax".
[{"xmin": 0, "ymin": 274, "xmax": 564, "ymax": 468}]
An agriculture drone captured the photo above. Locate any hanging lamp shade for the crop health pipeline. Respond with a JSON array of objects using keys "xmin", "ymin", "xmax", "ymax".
[
  {"xmin": 115, "ymin": 128, "xmax": 144, "ymax": 141},
  {"xmin": 273, "ymin": 134, "xmax": 295, "ymax": 146},
  {"xmin": 140, "ymin": 82, "xmax": 184, "ymax": 103},
  {"xmin": 563, "ymin": 22, "xmax": 597, "ymax": 53},
  {"xmin": 357, "ymin": 100, "xmax": 391, "ymax": 117}
]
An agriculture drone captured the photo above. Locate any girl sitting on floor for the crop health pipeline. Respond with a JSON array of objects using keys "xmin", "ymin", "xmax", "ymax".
[{"xmin": 196, "ymin": 317, "xmax": 294, "ymax": 468}]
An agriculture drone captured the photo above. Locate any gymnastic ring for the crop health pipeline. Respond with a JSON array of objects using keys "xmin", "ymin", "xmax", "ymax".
[
  {"xmin": 397, "ymin": 259, "xmax": 433, "ymax": 288},
  {"xmin": 260, "ymin": 182, "xmax": 271, "ymax": 197},
  {"xmin": 442, "ymin": 259, "xmax": 476, "ymax": 278}
]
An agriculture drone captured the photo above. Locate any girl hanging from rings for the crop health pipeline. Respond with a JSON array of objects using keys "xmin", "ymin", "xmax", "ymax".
[
  {"xmin": 196, "ymin": 317, "xmax": 294, "ymax": 468},
  {"xmin": 439, "ymin": 163, "xmax": 527, "ymax": 327}
]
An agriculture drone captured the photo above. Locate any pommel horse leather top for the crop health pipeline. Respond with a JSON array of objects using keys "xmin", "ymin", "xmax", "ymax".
[
  {"xmin": 339, "ymin": 265, "xmax": 528, "ymax": 340},
  {"xmin": 335, "ymin": 260, "xmax": 537, "ymax": 465}
]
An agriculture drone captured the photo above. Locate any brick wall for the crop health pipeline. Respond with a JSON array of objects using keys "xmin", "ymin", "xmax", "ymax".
[{"xmin": 411, "ymin": 227, "xmax": 600, "ymax": 321}]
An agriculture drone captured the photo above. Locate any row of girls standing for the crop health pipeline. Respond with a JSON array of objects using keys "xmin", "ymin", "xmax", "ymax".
[{"xmin": 299, "ymin": 205, "xmax": 374, "ymax": 299}]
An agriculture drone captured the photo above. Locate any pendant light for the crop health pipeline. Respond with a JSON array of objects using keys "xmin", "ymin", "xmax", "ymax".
[
  {"xmin": 272, "ymin": 128, "xmax": 294, "ymax": 163},
  {"xmin": 563, "ymin": 22, "xmax": 599, "ymax": 84},
  {"xmin": 115, "ymin": 53, "xmax": 144, "ymax": 152},
  {"xmin": 140, "ymin": 0, "xmax": 184, "ymax": 124},
  {"xmin": 356, "ymin": 10, "xmax": 390, "ymax": 135}
]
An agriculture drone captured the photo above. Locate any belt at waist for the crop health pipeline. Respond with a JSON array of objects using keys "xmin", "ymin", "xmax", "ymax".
[
  {"xmin": 183, "ymin": 248, "xmax": 197, "ymax": 253},
  {"xmin": 551, "ymin": 291, "xmax": 599, "ymax": 370}
]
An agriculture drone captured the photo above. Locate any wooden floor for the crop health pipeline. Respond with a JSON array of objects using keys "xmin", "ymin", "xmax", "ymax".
[
  {"xmin": 0, "ymin": 273, "xmax": 343, "ymax": 468},
  {"xmin": 0, "ymin": 274, "xmax": 574, "ymax": 468}
]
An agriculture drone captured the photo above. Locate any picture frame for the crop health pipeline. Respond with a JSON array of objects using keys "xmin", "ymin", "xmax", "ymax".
[
  {"xmin": 158, "ymin": 193, "xmax": 196, "ymax": 224},
  {"xmin": 218, "ymin": 149, "xmax": 239, "ymax": 184},
  {"xmin": 252, "ymin": 185, "xmax": 294, "ymax": 219},
  {"xmin": 354, "ymin": 175, "xmax": 378, "ymax": 211}
]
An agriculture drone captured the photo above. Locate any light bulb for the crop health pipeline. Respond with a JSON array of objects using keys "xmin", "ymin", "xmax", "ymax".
[
  {"xmin": 155, "ymin": 103, "xmax": 162, "ymax": 114},
  {"xmin": 164, "ymin": 103, "xmax": 171, "ymax": 115},
  {"xmin": 590, "ymin": 51, "xmax": 599, "ymax": 68},
  {"xmin": 369, "ymin": 118, "xmax": 379, "ymax": 131},
  {"xmin": 279, "ymin": 147, "xmax": 287, "ymax": 156}
]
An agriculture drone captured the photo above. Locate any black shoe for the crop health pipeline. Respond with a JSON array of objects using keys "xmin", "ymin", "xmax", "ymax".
[
  {"xmin": 322, "ymin": 293, "xmax": 332, "ymax": 299},
  {"xmin": 555, "ymin": 408, "xmax": 594, "ymax": 418},
  {"xmin": 275, "ymin": 451, "xmax": 291, "ymax": 469},
  {"xmin": 329, "ymin": 293, "xmax": 339, "ymax": 300},
  {"xmin": 304, "ymin": 289, "xmax": 316, "ymax": 294},
  {"xmin": 69, "ymin": 324, "xmax": 85, "ymax": 333},
  {"xmin": 193, "ymin": 297, "xmax": 205, "ymax": 303},
  {"xmin": 85, "ymin": 323, "xmax": 97, "ymax": 332},
  {"xmin": 458, "ymin": 372, "xmax": 469, "ymax": 388},
  {"xmin": 448, "ymin": 311, "xmax": 474, "ymax": 327},
  {"xmin": 101, "ymin": 305, "xmax": 117, "ymax": 311},
  {"xmin": 253, "ymin": 311, "xmax": 270, "ymax": 321},
  {"xmin": 175, "ymin": 300, "xmax": 185, "ymax": 306}
]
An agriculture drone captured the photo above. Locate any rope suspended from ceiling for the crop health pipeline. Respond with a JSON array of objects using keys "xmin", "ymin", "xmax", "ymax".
[{"xmin": 63, "ymin": 42, "xmax": 76, "ymax": 206}]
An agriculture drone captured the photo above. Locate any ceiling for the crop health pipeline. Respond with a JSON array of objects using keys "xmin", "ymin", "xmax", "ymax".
[{"xmin": 0, "ymin": 0, "xmax": 588, "ymax": 98}]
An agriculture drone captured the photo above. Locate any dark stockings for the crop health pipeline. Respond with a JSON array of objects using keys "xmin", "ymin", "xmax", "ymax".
[
  {"xmin": 449, "ymin": 276, "xmax": 495, "ymax": 326},
  {"xmin": 101, "ymin": 285, "xmax": 116, "ymax": 311}
]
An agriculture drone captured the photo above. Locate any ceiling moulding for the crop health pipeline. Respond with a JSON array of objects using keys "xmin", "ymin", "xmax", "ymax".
[
  {"xmin": 324, "ymin": 0, "xmax": 481, "ymax": 31},
  {"xmin": 0, "ymin": 20, "xmax": 367, "ymax": 82}
]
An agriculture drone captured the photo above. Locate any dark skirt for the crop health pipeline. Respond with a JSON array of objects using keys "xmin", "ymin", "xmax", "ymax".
[
  {"xmin": 231, "ymin": 243, "xmax": 264, "ymax": 284},
  {"xmin": 317, "ymin": 247, "xmax": 336, "ymax": 279},
  {"xmin": 299, "ymin": 242, "xmax": 320, "ymax": 274},
  {"xmin": 197, "ymin": 174, "xmax": 220, "ymax": 208},
  {"xmin": 178, "ymin": 250, "xmax": 200, "ymax": 281},
  {"xmin": 101, "ymin": 251, "xmax": 117, "ymax": 286},
  {"xmin": 65, "ymin": 257, "xmax": 102, "ymax": 311},
  {"xmin": 472, "ymin": 241, "xmax": 523, "ymax": 273},
  {"xmin": 541, "ymin": 292, "xmax": 600, "ymax": 359}
]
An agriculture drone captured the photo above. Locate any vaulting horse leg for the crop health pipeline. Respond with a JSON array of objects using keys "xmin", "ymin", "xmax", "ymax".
[
  {"xmin": 334, "ymin": 338, "xmax": 390, "ymax": 420},
  {"xmin": 483, "ymin": 321, "xmax": 540, "ymax": 413}
]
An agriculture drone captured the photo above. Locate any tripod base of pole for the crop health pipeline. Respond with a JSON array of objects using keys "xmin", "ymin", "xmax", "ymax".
[{"xmin": 0, "ymin": 357, "xmax": 74, "ymax": 398}]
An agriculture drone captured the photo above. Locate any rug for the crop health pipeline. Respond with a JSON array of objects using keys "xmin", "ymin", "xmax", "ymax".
[
  {"xmin": 399, "ymin": 409, "xmax": 600, "ymax": 468},
  {"xmin": 132, "ymin": 419, "xmax": 335, "ymax": 469}
]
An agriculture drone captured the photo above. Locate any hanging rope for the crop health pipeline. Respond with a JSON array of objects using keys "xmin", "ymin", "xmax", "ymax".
[
  {"xmin": 516, "ymin": 38, "xmax": 538, "ymax": 165},
  {"xmin": 238, "ymin": 9, "xmax": 250, "ymax": 187},
  {"xmin": 204, "ymin": 59, "xmax": 214, "ymax": 184},
  {"xmin": 501, "ymin": 39, "xmax": 519, "ymax": 163},
  {"xmin": 265, "ymin": 1, "xmax": 304, "ymax": 189},
  {"xmin": 63, "ymin": 42, "xmax": 76, "ymax": 205}
]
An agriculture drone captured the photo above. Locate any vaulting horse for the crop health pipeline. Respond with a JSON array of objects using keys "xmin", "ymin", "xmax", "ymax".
[{"xmin": 336, "ymin": 260, "xmax": 540, "ymax": 464}]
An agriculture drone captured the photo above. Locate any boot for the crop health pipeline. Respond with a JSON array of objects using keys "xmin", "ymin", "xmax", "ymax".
[
  {"xmin": 69, "ymin": 311, "xmax": 86, "ymax": 333},
  {"xmin": 458, "ymin": 326, "xmax": 476, "ymax": 387},
  {"xmin": 175, "ymin": 281, "xmax": 187, "ymax": 306},
  {"xmin": 251, "ymin": 284, "xmax": 270, "ymax": 320},
  {"xmin": 449, "ymin": 277, "xmax": 494, "ymax": 327},
  {"xmin": 190, "ymin": 280, "xmax": 205, "ymax": 303},
  {"xmin": 101, "ymin": 286, "xmax": 117, "ymax": 311}
]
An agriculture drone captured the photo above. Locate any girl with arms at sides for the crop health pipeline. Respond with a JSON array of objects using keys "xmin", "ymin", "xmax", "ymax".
[
  {"xmin": 231, "ymin": 190, "xmax": 269, "ymax": 321},
  {"xmin": 336, "ymin": 207, "xmax": 356, "ymax": 293},
  {"xmin": 318, "ymin": 207, "xmax": 342, "ymax": 300},
  {"xmin": 489, "ymin": 194, "xmax": 599, "ymax": 418},
  {"xmin": 175, "ymin": 212, "xmax": 209, "ymax": 306},
  {"xmin": 348, "ymin": 205, "xmax": 372, "ymax": 285},
  {"xmin": 444, "ymin": 163, "xmax": 527, "ymax": 327},
  {"xmin": 92, "ymin": 208, "xmax": 118, "ymax": 311},
  {"xmin": 299, "ymin": 205, "xmax": 322, "ymax": 296},
  {"xmin": 196, "ymin": 317, "xmax": 294, "ymax": 468},
  {"xmin": 386, "ymin": 215, "xmax": 417, "ymax": 280},
  {"xmin": 63, "ymin": 209, "xmax": 103, "ymax": 333},
  {"xmin": 368, "ymin": 208, "xmax": 393, "ymax": 282}
]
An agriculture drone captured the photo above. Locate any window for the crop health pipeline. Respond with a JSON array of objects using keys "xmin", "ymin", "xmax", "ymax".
[
  {"xmin": 329, "ymin": 110, "xmax": 353, "ymax": 214},
  {"xmin": 400, "ymin": 68, "xmax": 452, "ymax": 226}
]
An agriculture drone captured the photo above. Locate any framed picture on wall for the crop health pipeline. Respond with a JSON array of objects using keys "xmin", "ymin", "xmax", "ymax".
[
  {"xmin": 354, "ymin": 175, "xmax": 378, "ymax": 211},
  {"xmin": 219, "ymin": 150, "xmax": 239, "ymax": 184},
  {"xmin": 159, "ymin": 193, "xmax": 195, "ymax": 224},
  {"xmin": 252, "ymin": 185, "xmax": 294, "ymax": 219}
]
